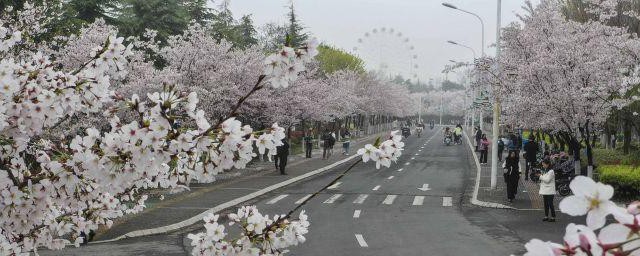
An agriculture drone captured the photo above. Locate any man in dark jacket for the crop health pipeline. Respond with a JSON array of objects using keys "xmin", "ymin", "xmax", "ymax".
[
  {"xmin": 275, "ymin": 139, "xmax": 289, "ymax": 175},
  {"xmin": 524, "ymin": 136, "xmax": 538, "ymax": 181},
  {"xmin": 322, "ymin": 130, "xmax": 332, "ymax": 160},
  {"xmin": 303, "ymin": 132, "xmax": 313, "ymax": 158}
]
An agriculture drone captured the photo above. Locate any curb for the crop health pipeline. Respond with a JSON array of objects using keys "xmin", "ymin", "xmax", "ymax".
[
  {"xmin": 463, "ymin": 130, "xmax": 515, "ymax": 210},
  {"xmin": 91, "ymin": 153, "xmax": 361, "ymax": 244}
]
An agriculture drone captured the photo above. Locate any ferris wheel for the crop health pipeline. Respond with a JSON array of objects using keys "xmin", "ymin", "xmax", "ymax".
[{"xmin": 353, "ymin": 27, "xmax": 419, "ymax": 81}]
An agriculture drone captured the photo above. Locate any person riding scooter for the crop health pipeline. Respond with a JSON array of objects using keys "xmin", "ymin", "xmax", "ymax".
[
  {"xmin": 454, "ymin": 124, "xmax": 463, "ymax": 145},
  {"xmin": 416, "ymin": 122, "xmax": 424, "ymax": 137},
  {"xmin": 401, "ymin": 126, "xmax": 411, "ymax": 138},
  {"xmin": 443, "ymin": 127, "xmax": 453, "ymax": 145}
]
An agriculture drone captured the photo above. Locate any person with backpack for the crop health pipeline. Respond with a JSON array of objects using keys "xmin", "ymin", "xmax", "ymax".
[
  {"xmin": 275, "ymin": 139, "xmax": 289, "ymax": 175},
  {"xmin": 322, "ymin": 130, "xmax": 332, "ymax": 160},
  {"xmin": 524, "ymin": 136, "xmax": 539, "ymax": 181},
  {"xmin": 498, "ymin": 137, "xmax": 505, "ymax": 162},
  {"xmin": 475, "ymin": 126, "xmax": 482, "ymax": 152},
  {"xmin": 341, "ymin": 130, "xmax": 351, "ymax": 155},
  {"xmin": 503, "ymin": 151, "xmax": 520, "ymax": 203},
  {"xmin": 303, "ymin": 131, "xmax": 314, "ymax": 158}
]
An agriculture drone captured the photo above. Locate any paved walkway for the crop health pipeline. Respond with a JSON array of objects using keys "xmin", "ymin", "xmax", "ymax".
[
  {"xmin": 91, "ymin": 132, "xmax": 387, "ymax": 242},
  {"xmin": 472, "ymin": 129, "xmax": 562, "ymax": 210}
]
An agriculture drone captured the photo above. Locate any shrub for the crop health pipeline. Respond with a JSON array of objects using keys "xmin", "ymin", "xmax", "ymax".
[{"xmin": 598, "ymin": 165, "xmax": 640, "ymax": 199}]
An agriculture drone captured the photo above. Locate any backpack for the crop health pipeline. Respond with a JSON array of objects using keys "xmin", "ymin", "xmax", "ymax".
[{"xmin": 498, "ymin": 139, "xmax": 504, "ymax": 148}]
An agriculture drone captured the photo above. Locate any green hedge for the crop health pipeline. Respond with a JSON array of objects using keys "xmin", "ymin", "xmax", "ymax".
[
  {"xmin": 593, "ymin": 148, "xmax": 640, "ymax": 166},
  {"xmin": 599, "ymin": 165, "xmax": 640, "ymax": 199}
]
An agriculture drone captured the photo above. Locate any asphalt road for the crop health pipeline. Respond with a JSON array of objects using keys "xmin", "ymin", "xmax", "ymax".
[{"xmin": 41, "ymin": 127, "xmax": 577, "ymax": 255}]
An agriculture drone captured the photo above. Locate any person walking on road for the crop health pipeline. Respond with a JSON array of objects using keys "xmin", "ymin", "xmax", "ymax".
[
  {"xmin": 538, "ymin": 159, "xmax": 556, "ymax": 222},
  {"xmin": 322, "ymin": 130, "xmax": 332, "ymax": 160},
  {"xmin": 341, "ymin": 130, "xmax": 351, "ymax": 155},
  {"xmin": 524, "ymin": 136, "xmax": 539, "ymax": 181},
  {"xmin": 479, "ymin": 134, "xmax": 490, "ymax": 164},
  {"xmin": 304, "ymin": 132, "xmax": 313, "ymax": 158},
  {"xmin": 503, "ymin": 151, "xmax": 520, "ymax": 203},
  {"xmin": 275, "ymin": 139, "xmax": 289, "ymax": 175},
  {"xmin": 475, "ymin": 126, "xmax": 482, "ymax": 152},
  {"xmin": 329, "ymin": 131, "xmax": 337, "ymax": 156}
]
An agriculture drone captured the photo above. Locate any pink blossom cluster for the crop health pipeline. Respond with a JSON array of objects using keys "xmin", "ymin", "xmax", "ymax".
[
  {"xmin": 187, "ymin": 206, "xmax": 309, "ymax": 256},
  {"xmin": 525, "ymin": 177, "xmax": 640, "ymax": 255},
  {"xmin": 357, "ymin": 130, "xmax": 405, "ymax": 169}
]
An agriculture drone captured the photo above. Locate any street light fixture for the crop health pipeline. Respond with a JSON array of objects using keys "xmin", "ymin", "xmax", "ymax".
[
  {"xmin": 442, "ymin": 2, "xmax": 485, "ymax": 57},
  {"xmin": 446, "ymin": 40, "xmax": 477, "ymax": 60}
]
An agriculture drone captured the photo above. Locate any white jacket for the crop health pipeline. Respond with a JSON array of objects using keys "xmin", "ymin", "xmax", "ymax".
[{"xmin": 538, "ymin": 169, "xmax": 556, "ymax": 195}]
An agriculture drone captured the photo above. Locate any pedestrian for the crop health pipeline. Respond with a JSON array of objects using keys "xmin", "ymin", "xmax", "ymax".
[
  {"xmin": 322, "ymin": 130, "xmax": 332, "ymax": 160},
  {"xmin": 475, "ymin": 126, "xmax": 482, "ymax": 152},
  {"xmin": 524, "ymin": 136, "xmax": 539, "ymax": 181},
  {"xmin": 342, "ymin": 130, "xmax": 351, "ymax": 155},
  {"xmin": 515, "ymin": 132, "xmax": 523, "ymax": 155},
  {"xmin": 503, "ymin": 151, "xmax": 520, "ymax": 203},
  {"xmin": 479, "ymin": 134, "xmax": 490, "ymax": 164},
  {"xmin": 304, "ymin": 131, "xmax": 313, "ymax": 158},
  {"xmin": 611, "ymin": 134, "xmax": 617, "ymax": 149},
  {"xmin": 537, "ymin": 159, "xmax": 556, "ymax": 222},
  {"xmin": 329, "ymin": 131, "xmax": 336, "ymax": 156},
  {"xmin": 274, "ymin": 139, "xmax": 289, "ymax": 175},
  {"xmin": 497, "ymin": 137, "xmax": 505, "ymax": 162}
]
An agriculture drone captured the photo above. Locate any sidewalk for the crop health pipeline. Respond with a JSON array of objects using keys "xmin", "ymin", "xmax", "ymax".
[
  {"xmin": 472, "ymin": 128, "xmax": 561, "ymax": 210},
  {"xmin": 91, "ymin": 132, "xmax": 385, "ymax": 242}
]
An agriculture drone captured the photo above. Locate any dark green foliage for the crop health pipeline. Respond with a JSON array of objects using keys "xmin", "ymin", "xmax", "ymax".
[
  {"xmin": 286, "ymin": 3, "xmax": 308, "ymax": 48},
  {"xmin": 117, "ymin": 0, "xmax": 190, "ymax": 43},
  {"xmin": 209, "ymin": 4, "xmax": 258, "ymax": 49}
]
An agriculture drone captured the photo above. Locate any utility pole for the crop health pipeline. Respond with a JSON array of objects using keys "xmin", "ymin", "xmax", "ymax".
[{"xmin": 490, "ymin": 0, "xmax": 502, "ymax": 189}]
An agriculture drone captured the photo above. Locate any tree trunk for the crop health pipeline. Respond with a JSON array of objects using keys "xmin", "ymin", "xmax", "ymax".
[{"xmin": 623, "ymin": 117, "xmax": 632, "ymax": 154}]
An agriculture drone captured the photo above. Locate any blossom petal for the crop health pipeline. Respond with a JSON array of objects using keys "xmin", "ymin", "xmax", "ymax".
[
  {"xmin": 559, "ymin": 196, "xmax": 589, "ymax": 216},
  {"xmin": 569, "ymin": 176, "xmax": 595, "ymax": 197},
  {"xmin": 586, "ymin": 207, "xmax": 608, "ymax": 229}
]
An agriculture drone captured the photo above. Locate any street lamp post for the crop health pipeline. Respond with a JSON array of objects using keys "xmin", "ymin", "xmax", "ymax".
[
  {"xmin": 442, "ymin": 3, "xmax": 485, "ymax": 57},
  {"xmin": 489, "ymin": 0, "xmax": 503, "ymax": 189}
]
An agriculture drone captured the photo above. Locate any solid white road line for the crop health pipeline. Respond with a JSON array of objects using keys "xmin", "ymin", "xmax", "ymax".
[
  {"xmin": 387, "ymin": 176, "xmax": 394, "ymax": 180},
  {"xmin": 323, "ymin": 194, "xmax": 343, "ymax": 204},
  {"xmin": 327, "ymin": 182, "xmax": 342, "ymax": 190},
  {"xmin": 294, "ymin": 194, "xmax": 312, "ymax": 204},
  {"xmin": 266, "ymin": 194, "xmax": 288, "ymax": 204},
  {"xmin": 443, "ymin": 196, "xmax": 453, "ymax": 207},
  {"xmin": 372, "ymin": 185, "xmax": 381, "ymax": 191},
  {"xmin": 396, "ymin": 168, "xmax": 403, "ymax": 172},
  {"xmin": 355, "ymin": 234, "xmax": 369, "ymax": 247},
  {"xmin": 353, "ymin": 194, "xmax": 369, "ymax": 204},
  {"xmin": 353, "ymin": 210, "xmax": 361, "ymax": 218},
  {"xmin": 412, "ymin": 196, "xmax": 425, "ymax": 206},
  {"xmin": 382, "ymin": 195, "xmax": 397, "ymax": 205}
]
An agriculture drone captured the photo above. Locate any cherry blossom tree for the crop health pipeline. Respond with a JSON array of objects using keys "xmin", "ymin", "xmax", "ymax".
[{"xmin": 494, "ymin": 0, "xmax": 640, "ymax": 169}]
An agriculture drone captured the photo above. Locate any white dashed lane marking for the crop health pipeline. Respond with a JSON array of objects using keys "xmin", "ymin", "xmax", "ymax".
[
  {"xmin": 372, "ymin": 185, "xmax": 381, "ymax": 191},
  {"xmin": 294, "ymin": 194, "xmax": 312, "ymax": 204},
  {"xmin": 382, "ymin": 195, "xmax": 397, "ymax": 205},
  {"xmin": 266, "ymin": 194, "xmax": 288, "ymax": 204},
  {"xmin": 412, "ymin": 196, "xmax": 425, "ymax": 206},
  {"xmin": 404, "ymin": 162, "xmax": 410, "ymax": 166},
  {"xmin": 355, "ymin": 234, "xmax": 369, "ymax": 247},
  {"xmin": 396, "ymin": 168, "xmax": 403, "ymax": 172},
  {"xmin": 327, "ymin": 182, "xmax": 342, "ymax": 190},
  {"xmin": 323, "ymin": 194, "xmax": 342, "ymax": 204},
  {"xmin": 353, "ymin": 210, "xmax": 361, "ymax": 218},
  {"xmin": 442, "ymin": 196, "xmax": 453, "ymax": 207},
  {"xmin": 353, "ymin": 194, "xmax": 368, "ymax": 204},
  {"xmin": 387, "ymin": 176, "xmax": 394, "ymax": 180}
]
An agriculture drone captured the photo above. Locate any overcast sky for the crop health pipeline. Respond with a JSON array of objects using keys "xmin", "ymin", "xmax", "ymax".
[{"xmin": 223, "ymin": 0, "xmax": 540, "ymax": 82}]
